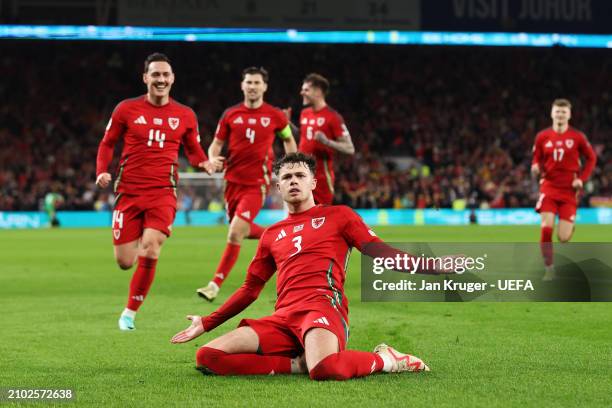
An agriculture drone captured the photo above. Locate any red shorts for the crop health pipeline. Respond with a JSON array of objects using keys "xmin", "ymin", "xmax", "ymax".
[
  {"xmin": 535, "ymin": 191, "xmax": 577, "ymax": 222},
  {"xmin": 224, "ymin": 181, "xmax": 266, "ymax": 223},
  {"xmin": 239, "ymin": 299, "xmax": 349, "ymax": 357},
  {"xmin": 112, "ymin": 192, "xmax": 177, "ymax": 245}
]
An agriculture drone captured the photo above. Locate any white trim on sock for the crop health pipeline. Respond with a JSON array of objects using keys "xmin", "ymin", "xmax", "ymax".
[
  {"xmin": 122, "ymin": 308, "xmax": 136, "ymax": 319},
  {"xmin": 380, "ymin": 353, "xmax": 393, "ymax": 372}
]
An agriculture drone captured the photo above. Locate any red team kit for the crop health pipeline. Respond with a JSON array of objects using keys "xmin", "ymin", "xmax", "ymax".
[
  {"xmin": 532, "ymin": 126, "xmax": 596, "ymax": 221},
  {"xmin": 96, "ymin": 95, "xmax": 207, "ymax": 244},
  {"xmin": 298, "ymin": 106, "xmax": 350, "ymax": 205},
  {"xmin": 216, "ymin": 102, "xmax": 288, "ymax": 223}
]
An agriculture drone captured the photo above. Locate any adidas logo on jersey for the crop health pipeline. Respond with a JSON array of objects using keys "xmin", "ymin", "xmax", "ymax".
[
  {"xmin": 241, "ymin": 211, "xmax": 251, "ymax": 220},
  {"xmin": 134, "ymin": 115, "xmax": 147, "ymax": 125},
  {"xmin": 313, "ymin": 317, "xmax": 330, "ymax": 326},
  {"xmin": 275, "ymin": 229, "xmax": 287, "ymax": 241},
  {"xmin": 545, "ymin": 141, "xmax": 553, "ymax": 148},
  {"xmin": 233, "ymin": 116, "xmax": 244, "ymax": 124}
]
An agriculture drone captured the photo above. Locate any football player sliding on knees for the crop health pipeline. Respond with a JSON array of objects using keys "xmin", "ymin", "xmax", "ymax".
[
  {"xmin": 196, "ymin": 67, "xmax": 297, "ymax": 302},
  {"xmin": 172, "ymin": 152, "xmax": 454, "ymax": 381},
  {"xmin": 531, "ymin": 99, "xmax": 596, "ymax": 281},
  {"xmin": 95, "ymin": 53, "xmax": 215, "ymax": 331}
]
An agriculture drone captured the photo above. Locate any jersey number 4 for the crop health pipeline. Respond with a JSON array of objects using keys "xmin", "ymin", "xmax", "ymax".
[{"xmin": 246, "ymin": 128, "xmax": 255, "ymax": 144}]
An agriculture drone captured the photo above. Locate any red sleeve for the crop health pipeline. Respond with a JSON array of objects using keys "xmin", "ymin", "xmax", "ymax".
[
  {"xmin": 340, "ymin": 206, "xmax": 381, "ymax": 251},
  {"xmin": 182, "ymin": 110, "xmax": 208, "ymax": 167},
  {"xmin": 329, "ymin": 112, "xmax": 348, "ymax": 141},
  {"xmin": 340, "ymin": 206, "xmax": 438, "ymax": 274},
  {"xmin": 578, "ymin": 133, "xmax": 597, "ymax": 182},
  {"xmin": 275, "ymin": 107, "xmax": 289, "ymax": 131},
  {"xmin": 96, "ymin": 103, "xmax": 126, "ymax": 177},
  {"xmin": 201, "ymin": 231, "xmax": 276, "ymax": 332},
  {"xmin": 214, "ymin": 111, "xmax": 230, "ymax": 141},
  {"xmin": 531, "ymin": 132, "xmax": 543, "ymax": 167}
]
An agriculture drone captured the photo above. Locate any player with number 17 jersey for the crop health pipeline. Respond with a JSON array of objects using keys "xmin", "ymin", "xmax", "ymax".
[{"xmin": 532, "ymin": 126, "xmax": 596, "ymax": 220}]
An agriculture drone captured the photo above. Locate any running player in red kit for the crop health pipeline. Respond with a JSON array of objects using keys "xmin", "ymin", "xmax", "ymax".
[
  {"xmin": 96, "ymin": 53, "xmax": 215, "ymax": 330},
  {"xmin": 290, "ymin": 73, "xmax": 354, "ymax": 205},
  {"xmin": 196, "ymin": 67, "xmax": 296, "ymax": 301},
  {"xmin": 172, "ymin": 153, "xmax": 447, "ymax": 381},
  {"xmin": 531, "ymin": 99, "xmax": 596, "ymax": 280}
]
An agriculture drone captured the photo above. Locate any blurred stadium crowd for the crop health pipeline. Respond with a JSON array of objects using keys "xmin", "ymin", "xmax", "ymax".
[{"xmin": 1, "ymin": 42, "xmax": 610, "ymax": 211}]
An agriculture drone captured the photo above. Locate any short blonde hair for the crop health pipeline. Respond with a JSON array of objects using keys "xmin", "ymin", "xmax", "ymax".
[{"xmin": 552, "ymin": 98, "xmax": 572, "ymax": 109}]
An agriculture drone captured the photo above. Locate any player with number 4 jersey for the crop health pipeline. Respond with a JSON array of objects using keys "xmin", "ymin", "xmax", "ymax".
[
  {"xmin": 197, "ymin": 67, "xmax": 296, "ymax": 301},
  {"xmin": 95, "ymin": 53, "xmax": 214, "ymax": 331},
  {"xmin": 531, "ymin": 99, "xmax": 596, "ymax": 280}
]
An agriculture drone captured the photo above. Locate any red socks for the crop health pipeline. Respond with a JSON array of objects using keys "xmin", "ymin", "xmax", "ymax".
[
  {"xmin": 126, "ymin": 256, "xmax": 157, "ymax": 311},
  {"xmin": 196, "ymin": 347, "xmax": 291, "ymax": 375},
  {"xmin": 540, "ymin": 226, "xmax": 554, "ymax": 267},
  {"xmin": 195, "ymin": 347, "xmax": 383, "ymax": 380},
  {"xmin": 309, "ymin": 351, "xmax": 384, "ymax": 381},
  {"xmin": 212, "ymin": 243, "xmax": 241, "ymax": 287},
  {"xmin": 247, "ymin": 223, "xmax": 265, "ymax": 239}
]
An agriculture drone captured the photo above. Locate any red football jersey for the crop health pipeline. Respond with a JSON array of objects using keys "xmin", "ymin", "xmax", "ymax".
[
  {"xmin": 96, "ymin": 95, "xmax": 207, "ymax": 195},
  {"xmin": 201, "ymin": 205, "xmax": 380, "ymax": 333},
  {"xmin": 215, "ymin": 102, "xmax": 288, "ymax": 186},
  {"xmin": 532, "ymin": 126, "xmax": 596, "ymax": 194},
  {"xmin": 298, "ymin": 106, "xmax": 349, "ymax": 186}
]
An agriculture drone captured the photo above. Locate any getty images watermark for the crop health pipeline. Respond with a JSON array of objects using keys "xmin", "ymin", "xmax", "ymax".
[
  {"xmin": 361, "ymin": 243, "xmax": 612, "ymax": 302},
  {"xmin": 370, "ymin": 252, "xmax": 533, "ymax": 292}
]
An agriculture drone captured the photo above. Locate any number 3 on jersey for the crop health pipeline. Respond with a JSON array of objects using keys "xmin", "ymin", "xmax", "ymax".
[
  {"xmin": 246, "ymin": 128, "xmax": 255, "ymax": 144},
  {"xmin": 290, "ymin": 236, "xmax": 302, "ymax": 256}
]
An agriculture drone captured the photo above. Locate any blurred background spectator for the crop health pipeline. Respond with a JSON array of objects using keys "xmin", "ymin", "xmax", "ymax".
[{"xmin": 1, "ymin": 42, "xmax": 609, "ymax": 211}]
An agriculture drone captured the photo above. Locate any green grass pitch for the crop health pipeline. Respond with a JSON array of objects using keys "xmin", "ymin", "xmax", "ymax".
[{"xmin": 1, "ymin": 225, "xmax": 611, "ymax": 407}]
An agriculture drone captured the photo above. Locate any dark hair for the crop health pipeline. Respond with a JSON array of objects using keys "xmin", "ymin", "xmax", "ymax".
[
  {"xmin": 242, "ymin": 66, "xmax": 269, "ymax": 83},
  {"xmin": 144, "ymin": 53, "xmax": 171, "ymax": 73},
  {"xmin": 303, "ymin": 73, "xmax": 330, "ymax": 95},
  {"xmin": 552, "ymin": 98, "xmax": 572, "ymax": 109},
  {"xmin": 273, "ymin": 152, "xmax": 316, "ymax": 176}
]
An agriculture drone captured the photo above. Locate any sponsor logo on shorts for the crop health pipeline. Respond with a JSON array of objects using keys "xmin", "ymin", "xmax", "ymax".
[{"xmin": 113, "ymin": 229, "xmax": 121, "ymax": 240}]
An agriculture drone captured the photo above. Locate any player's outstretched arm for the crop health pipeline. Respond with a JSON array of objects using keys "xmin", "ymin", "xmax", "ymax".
[
  {"xmin": 207, "ymin": 137, "xmax": 226, "ymax": 171},
  {"xmin": 171, "ymin": 315, "xmax": 205, "ymax": 343},
  {"xmin": 314, "ymin": 131, "xmax": 355, "ymax": 155}
]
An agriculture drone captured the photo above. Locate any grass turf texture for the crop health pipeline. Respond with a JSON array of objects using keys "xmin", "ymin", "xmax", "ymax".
[{"xmin": 1, "ymin": 225, "xmax": 611, "ymax": 407}]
